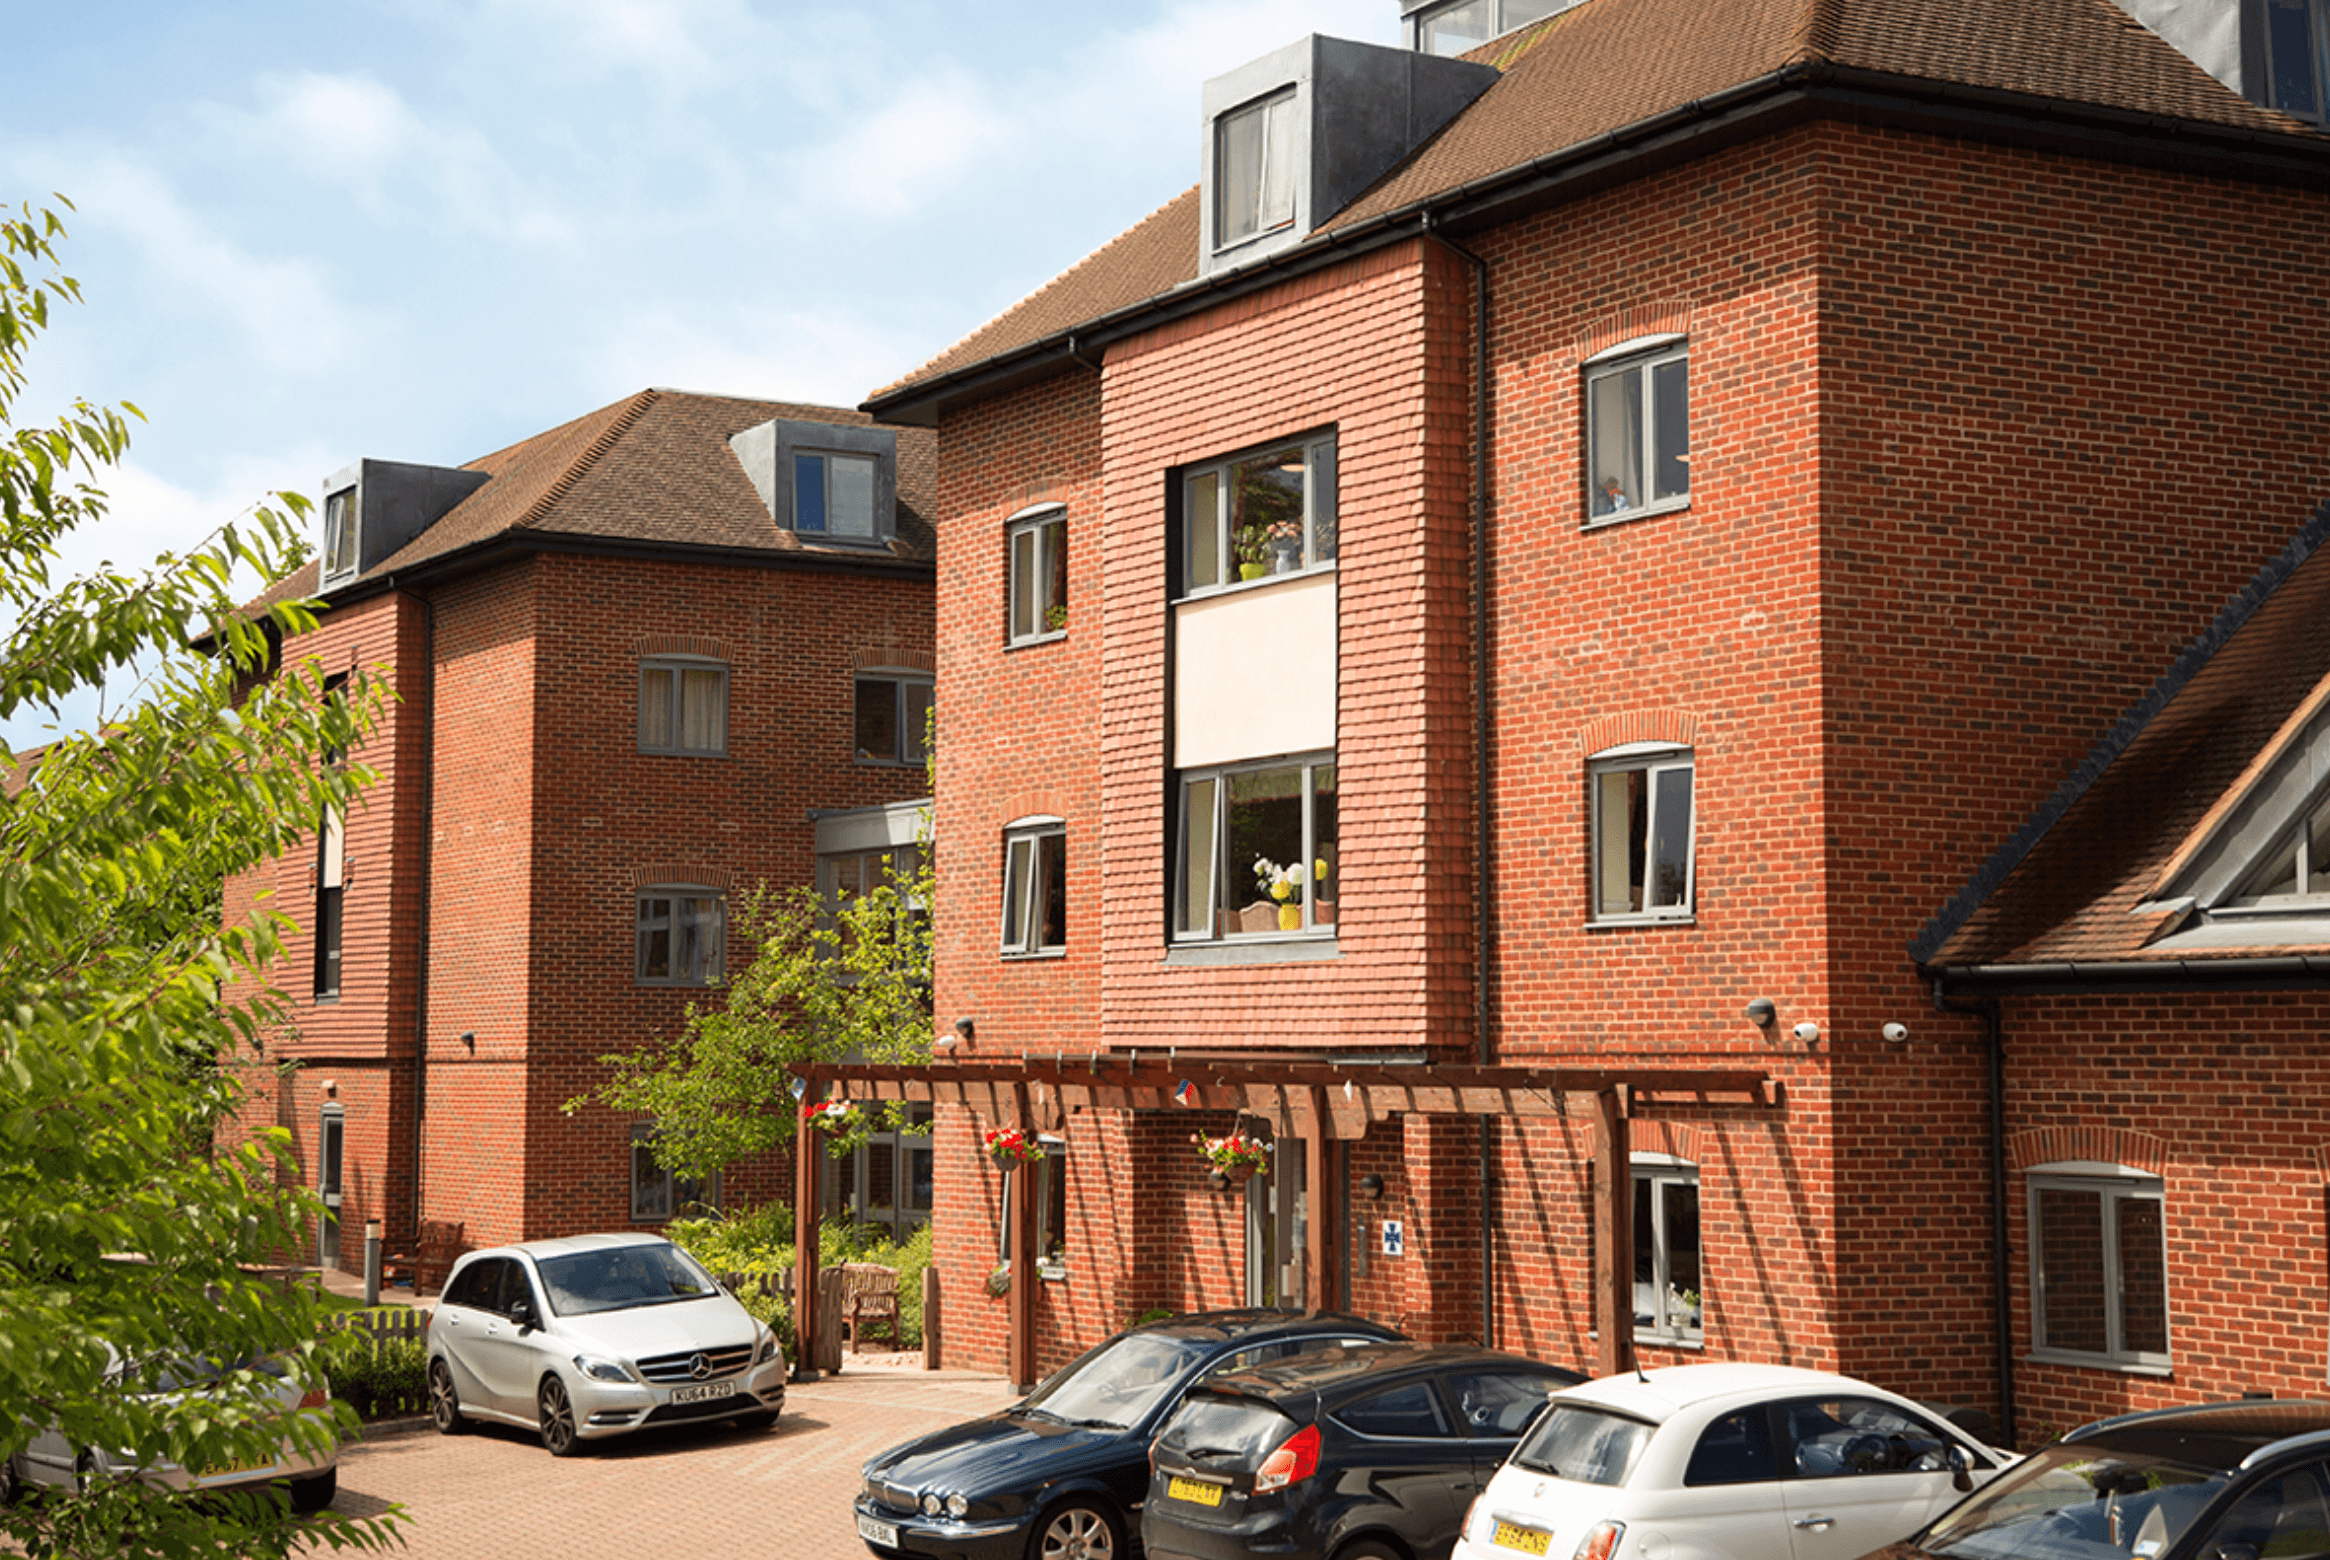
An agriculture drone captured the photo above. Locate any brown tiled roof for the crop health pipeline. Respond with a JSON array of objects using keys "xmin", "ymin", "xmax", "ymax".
[
  {"xmin": 874, "ymin": 0, "xmax": 2311, "ymax": 406},
  {"xmin": 1918, "ymin": 510, "xmax": 2330, "ymax": 969}
]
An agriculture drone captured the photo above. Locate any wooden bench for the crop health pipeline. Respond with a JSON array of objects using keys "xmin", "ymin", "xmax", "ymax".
[
  {"xmin": 839, "ymin": 1262, "xmax": 900, "ymax": 1353},
  {"xmin": 382, "ymin": 1220, "xmax": 465, "ymax": 1294}
]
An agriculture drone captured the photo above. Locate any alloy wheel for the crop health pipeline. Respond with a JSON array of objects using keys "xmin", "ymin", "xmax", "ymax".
[{"xmin": 537, "ymin": 1375, "xmax": 580, "ymax": 1457}]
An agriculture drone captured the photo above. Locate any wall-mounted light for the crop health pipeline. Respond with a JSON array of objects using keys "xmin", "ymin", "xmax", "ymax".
[
  {"xmin": 1881, "ymin": 1022, "xmax": 1909, "ymax": 1044},
  {"xmin": 1358, "ymin": 1172, "xmax": 1385, "ymax": 1200},
  {"xmin": 1744, "ymin": 998, "xmax": 1776, "ymax": 1029},
  {"xmin": 320, "ymin": 1078, "xmax": 337, "ymax": 1097},
  {"xmin": 461, "ymin": 1031, "xmax": 476, "ymax": 1053},
  {"xmin": 954, "ymin": 1016, "xmax": 976, "ymax": 1042},
  {"xmin": 1793, "ymin": 1021, "xmax": 1821, "ymax": 1044}
]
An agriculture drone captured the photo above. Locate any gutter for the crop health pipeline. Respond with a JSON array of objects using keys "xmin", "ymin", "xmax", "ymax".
[
  {"xmin": 1936, "ymin": 992, "xmax": 2014, "ymax": 1451},
  {"xmin": 1927, "ymin": 955, "xmax": 2330, "ymax": 997},
  {"xmin": 867, "ymin": 63, "xmax": 2330, "ymax": 427}
]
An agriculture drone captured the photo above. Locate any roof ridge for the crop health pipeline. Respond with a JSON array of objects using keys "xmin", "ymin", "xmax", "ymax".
[
  {"xmin": 510, "ymin": 388, "xmax": 661, "ymax": 533},
  {"xmin": 1795, "ymin": 0, "xmax": 1844, "ymax": 62},
  {"xmin": 1910, "ymin": 498, "xmax": 2330, "ymax": 966}
]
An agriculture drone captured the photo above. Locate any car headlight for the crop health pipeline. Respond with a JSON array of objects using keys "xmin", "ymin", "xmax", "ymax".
[
  {"xmin": 573, "ymin": 1355, "xmax": 632, "ymax": 1384},
  {"xmin": 921, "ymin": 1492, "xmax": 943, "ymax": 1517},
  {"xmin": 947, "ymin": 1494, "xmax": 968, "ymax": 1519},
  {"xmin": 757, "ymin": 1330, "xmax": 779, "ymax": 1365}
]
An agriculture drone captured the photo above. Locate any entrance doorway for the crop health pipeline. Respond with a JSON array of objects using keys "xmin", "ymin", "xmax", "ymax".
[
  {"xmin": 1245, "ymin": 1137, "xmax": 1307, "ymax": 1307},
  {"xmin": 317, "ymin": 1103, "xmax": 344, "ymax": 1269}
]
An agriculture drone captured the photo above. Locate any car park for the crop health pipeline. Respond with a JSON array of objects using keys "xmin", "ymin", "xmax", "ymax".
[
  {"xmin": 1856, "ymin": 1397, "xmax": 2330, "ymax": 1560},
  {"xmin": 2, "ymin": 1350, "xmax": 339, "ymax": 1513},
  {"xmin": 1145, "ymin": 1341, "xmax": 1586, "ymax": 1560},
  {"xmin": 1448, "ymin": 1363, "xmax": 2012, "ymax": 1560},
  {"xmin": 425, "ymin": 1231, "xmax": 786, "ymax": 1456},
  {"xmin": 855, "ymin": 1308, "xmax": 1401, "ymax": 1560}
]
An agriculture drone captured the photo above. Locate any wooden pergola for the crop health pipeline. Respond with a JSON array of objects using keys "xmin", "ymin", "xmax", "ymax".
[{"xmin": 788, "ymin": 1054, "xmax": 1778, "ymax": 1389}]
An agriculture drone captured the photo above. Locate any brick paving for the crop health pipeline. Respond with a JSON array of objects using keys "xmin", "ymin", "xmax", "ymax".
[{"xmin": 324, "ymin": 1361, "xmax": 1017, "ymax": 1558}]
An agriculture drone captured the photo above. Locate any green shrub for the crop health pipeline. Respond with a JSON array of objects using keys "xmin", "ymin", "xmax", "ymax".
[
  {"xmin": 322, "ymin": 1327, "xmax": 429, "ymax": 1421},
  {"xmin": 669, "ymin": 1201, "xmax": 795, "ymax": 1273},
  {"xmin": 670, "ymin": 1204, "xmax": 931, "ymax": 1352}
]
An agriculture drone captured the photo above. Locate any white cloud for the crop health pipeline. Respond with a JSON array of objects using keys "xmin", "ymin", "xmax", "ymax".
[
  {"xmin": 595, "ymin": 302, "xmax": 921, "ymax": 411},
  {"xmin": 467, "ymin": 0, "xmax": 766, "ymax": 92},
  {"xmin": 791, "ymin": 74, "xmax": 1016, "ymax": 220}
]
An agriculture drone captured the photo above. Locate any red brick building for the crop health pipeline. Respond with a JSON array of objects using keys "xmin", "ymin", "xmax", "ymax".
[
  {"xmin": 225, "ymin": 389, "xmax": 934, "ymax": 1268},
  {"xmin": 851, "ymin": 0, "xmax": 2330, "ymax": 1434}
]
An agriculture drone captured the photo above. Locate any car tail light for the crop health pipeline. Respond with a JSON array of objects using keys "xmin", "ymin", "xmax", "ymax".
[
  {"xmin": 1573, "ymin": 1520, "xmax": 1626, "ymax": 1560},
  {"xmin": 299, "ymin": 1386, "xmax": 328, "ymax": 1411},
  {"xmin": 1254, "ymin": 1424, "xmax": 1321, "ymax": 1493}
]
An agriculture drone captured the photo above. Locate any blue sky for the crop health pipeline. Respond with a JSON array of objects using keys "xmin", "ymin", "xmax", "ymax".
[{"xmin": 3, "ymin": 0, "xmax": 1396, "ymax": 747}]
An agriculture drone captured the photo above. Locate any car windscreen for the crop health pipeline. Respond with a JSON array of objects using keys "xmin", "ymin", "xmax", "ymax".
[
  {"xmin": 534, "ymin": 1242, "xmax": 720, "ymax": 1317},
  {"xmin": 1918, "ymin": 1449, "xmax": 2232, "ymax": 1560},
  {"xmin": 1017, "ymin": 1332, "xmax": 1211, "ymax": 1430},
  {"xmin": 1508, "ymin": 1402, "xmax": 1657, "ymax": 1486},
  {"xmin": 1156, "ymin": 1392, "xmax": 1299, "ymax": 1466}
]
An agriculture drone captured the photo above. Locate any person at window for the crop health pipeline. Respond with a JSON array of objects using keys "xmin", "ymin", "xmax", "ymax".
[{"xmin": 1599, "ymin": 475, "xmax": 1630, "ymax": 515}]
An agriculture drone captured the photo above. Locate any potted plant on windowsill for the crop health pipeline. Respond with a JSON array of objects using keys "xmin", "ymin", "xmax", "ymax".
[
  {"xmin": 1252, "ymin": 856, "xmax": 1325, "ymax": 933},
  {"xmin": 1234, "ymin": 523, "xmax": 1269, "ymax": 582},
  {"xmin": 1265, "ymin": 519, "xmax": 1303, "ymax": 575},
  {"xmin": 1193, "ymin": 1130, "xmax": 1272, "ymax": 1187}
]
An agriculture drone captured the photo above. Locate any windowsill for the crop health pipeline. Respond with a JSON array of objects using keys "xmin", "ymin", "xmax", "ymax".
[
  {"xmin": 2025, "ymin": 1348, "xmax": 2173, "ymax": 1377},
  {"xmin": 1583, "ymin": 499, "xmax": 1690, "ymax": 532},
  {"xmin": 636, "ymin": 981, "xmax": 722, "ymax": 990},
  {"xmin": 855, "ymin": 757, "xmax": 927, "ymax": 768},
  {"xmin": 313, "ymin": 994, "xmax": 341, "ymax": 1006},
  {"xmin": 1174, "ymin": 559, "xmax": 1336, "ymax": 606},
  {"xmin": 1038, "ymin": 1263, "xmax": 1067, "ymax": 1283},
  {"xmin": 1000, "ymin": 948, "xmax": 1068, "ymax": 962},
  {"xmin": 1166, "ymin": 937, "xmax": 1340, "ymax": 967},
  {"xmin": 1588, "ymin": 913, "xmax": 1696, "ymax": 930},
  {"xmin": 1635, "ymin": 1333, "xmax": 1705, "ymax": 1351},
  {"xmin": 1211, "ymin": 219, "xmax": 1297, "ymax": 261},
  {"xmin": 786, "ymin": 531, "xmax": 889, "ymax": 548},
  {"xmin": 637, "ymin": 748, "xmax": 731, "ymax": 759},
  {"xmin": 1007, "ymin": 630, "xmax": 1068, "ymax": 650}
]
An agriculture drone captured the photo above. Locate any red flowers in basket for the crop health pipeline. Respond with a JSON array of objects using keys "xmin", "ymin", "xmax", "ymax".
[{"xmin": 984, "ymin": 1125, "xmax": 1045, "ymax": 1163}]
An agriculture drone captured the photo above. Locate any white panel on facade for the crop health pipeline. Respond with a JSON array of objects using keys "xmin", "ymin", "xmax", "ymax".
[{"xmin": 1174, "ymin": 572, "xmax": 1336, "ymax": 767}]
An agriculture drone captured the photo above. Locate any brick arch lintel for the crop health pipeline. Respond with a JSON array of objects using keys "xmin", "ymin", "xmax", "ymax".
[
  {"xmin": 628, "ymin": 864, "xmax": 736, "ymax": 892},
  {"xmin": 854, "ymin": 647, "xmax": 937, "ymax": 674},
  {"xmin": 635, "ymin": 633, "xmax": 730, "ymax": 661},
  {"xmin": 2008, "ymin": 1126, "xmax": 2169, "ymax": 1176},
  {"xmin": 1002, "ymin": 792, "xmax": 1073, "ymax": 824},
  {"xmin": 1579, "ymin": 711, "xmax": 1701, "ymax": 755},
  {"xmin": 1000, "ymin": 484, "xmax": 1076, "ymax": 519},
  {"xmin": 1579, "ymin": 302, "xmax": 1694, "ymax": 361}
]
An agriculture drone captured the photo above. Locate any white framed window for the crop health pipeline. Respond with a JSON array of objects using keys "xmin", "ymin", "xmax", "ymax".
[
  {"xmin": 1001, "ymin": 820, "xmax": 1066, "ymax": 957},
  {"xmin": 2267, "ymin": 0, "xmax": 2329, "ymax": 122},
  {"xmin": 636, "ymin": 888, "xmax": 725, "ymax": 986},
  {"xmin": 1008, "ymin": 505, "xmax": 1068, "ymax": 644},
  {"xmin": 2029, "ymin": 1165, "xmax": 2169, "ymax": 1371},
  {"xmin": 1176, "ymin": 755, "xmax": 1338, "ymax": 940},
  {"xmin": 321, "ymin": 487, "xmax": 358, "ymax": 582},
  {"xmin": 630, "ymin": 1123, "xmax": 718, "ymax": 1223},
  {"xmin": 1216, "ymin": 88, "xmax": 1297, "ymax": 249},
  {"xmin": 1633, "ymin": 1157, "xmax": 1703, "ymax": 1345},
  {"xmin": 999, "ymin": 1136, "xmax": 1068, "ymax": 1278},
  {"xmin": 315, "ymin": 806, "xmax": 345, "ymax": 1000},
  {"xmin": 1178, "ymin": 435, "xmax": 1337, "ymax": 596},
  {"xmin": 2233, "ymin": 792, "xmax": 2330, "ymax": 903},
  {"xmin": 1586, "ymin": 339, "xmax": 1690, "ymax": 523},
  {"xmin": 638, "ymin": 657, "xmax": 728, "ymax": 756},
  {"xmin": 1410, "ymin": 0, "xmax": 1579, "ymax": 55},
  {"xmin": 855, "ymin": 671, "xmax": 932, "ymax": 767},
  {"xmin": 818, "ymin": 844, "xmax": 926, "ymax": 970},
  {"xmin": 794, "ymin": 450, "xmax": 879, "ymax": 540},
  {"xmin": 825, "ymin": 1103, "xmax": 934, "ymax": 1239},
  {"xmin": 1591, "ymin": 743, "xmax": 1695, "ymax": 922}
]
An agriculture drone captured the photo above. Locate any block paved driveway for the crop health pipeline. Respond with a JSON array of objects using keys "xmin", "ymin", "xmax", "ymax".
[{"xmin": 327, "ymin": 1365, "xmax": 1017, "ymax": 1558}]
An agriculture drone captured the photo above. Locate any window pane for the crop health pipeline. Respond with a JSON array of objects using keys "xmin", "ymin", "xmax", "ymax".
[
  {"xmin": 2270, "ymin": 0, "xmax": 2320, "ymax": 118},
  {"xmin": 1044, "ymin": 519, "xmax": 1067, "ymax": 619},
  {"xmin": 1310, "ymin": 441, "xmax": 1338, "ymax": 563},
  {"xmin": 324, "ymin": 490, "xmax": 358, "ymax": 574},
  {"xmin": 1180, "ymin": 777, "xmax": 1219, "ymax": 936},
  {"xmin": 2117, "ymin": 1194, "xmax": 2167, "ymax": 1355},
  {"xmin": 319, "ymin": 807, "xmax": 345, "ymax": 888},
  {"xmin": 680, "ymin": 668, "xmax": 724, "ymax": 752},
  {"xmin": 2036, "ymin": 1187, "xmax": 2108, "ymax": 1355},
  {"xmin": 1258, "ymin": 94, "xmax": 1296, "ymax": 233},
  {"xmin": 830, "ymin": 453, "xmax": 876, "ymax": 537},
  {"xmin": 856, "ymin": 677, "xmax": 899, "ymax": 761},
  {"xmin": 1040, "ymin": 1152, "xmax": 1067, "ymax": 1266},
  {"xmin": 1422, "ymin": 0, "xmax": 1496, "ymax": 56},
  {"xmin": 1229, "ymin": 766, "xmax": 1305, "ymax": 927},
  {"xmin": 1505, "ymin": 0, "xmax": 1572, "ymax": 29},
  {"xmin": 907, "ymin": 1137, "xmax": 934, "ymax": 1214},
  {"xmin": 1596, "ymin": 769, "xmax": 1645, "ymax": 914},
  {"xmin": 902, "ymin": 680, "xmax": 933, "ymax": 764},
  {"xmin": 677, "ymin": 896, "xmax": 723, "ymax": 982},
  {"xmin": 1218, "ymin": 93, "xmax": 1295, "ymax": 245},
  {"xmin": 1652, "ymin": 356, "xmax": 1690, "ymax": 503},
  {"xmin": 632, "ymin": 1136, "xmax": 670, "ymax": 1221},
  {"xmin": 639, "ymin": 668, "xmax": 673, "ymax": 749},
  {"xmin": 1649, "ymin": 764, "xmax": 1693, "ymax": 909},
  {"xmin": 1036, "ymin": 832, "xmax": 1067, "ymax": 950},
  {"xmin": 1632, "ymin": 1174, "xmax": 1656, "ymax": 1325},
  {"xmin": 794, "ymin": 453, "xmax": 827, "ymax": 532},
  {"xmin": 1186, "ymin": 471, "xmax": 1222, "ymax": 589},
  {"xmin": 1664, "ymin": 1177, "xmax": 1701, "ymax": 1335},
  {"xmin": 1002, "ymin": 835, "xmax": 1033, "ymax": 949},
  {"xmin": 867, "ymin": 1139, "xmax": 898, "ymax": 1216},
  {"xmin": 1011, "ymin": 527, "xmax": 1038, "ymax": 639},
  {"xmin": 1313, "ymin": 765, "xmax": 1338, "ymax": 926},
  {"xmin": 1337, "ymin": 1382, "xmax": 1453, "ymax": 1438},
  {"xmin": 2312, "ymin": 803, "xmax": 2330, "ymax": 892},
  {"xmin": 638, "ymin": 896, "xmax": 671, "ymax": 979},
  {"xmin": 1685, "ymin": 1408, "xmax": 1778, "ymax": 1486},
  {"xmin": 1589, "ymin": 368, "xmax": 1645, "ymax": 517},
  {"xmin": 1233, "ymin": 446, "xmax": 1308, "ymax": 575}
]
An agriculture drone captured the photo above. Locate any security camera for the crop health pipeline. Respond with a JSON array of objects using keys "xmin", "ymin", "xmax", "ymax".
[
  {"xmin": 1792, "ymin": 1021, "xmax": 1820, "ymax": 1044},
  {"xmin": 1881, "ymin": 1022, "xmax": 1909, "ymax": 1044}
]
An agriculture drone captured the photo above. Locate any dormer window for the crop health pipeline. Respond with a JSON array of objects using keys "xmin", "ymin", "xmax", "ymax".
[
  {"xmin": 313, "ymin": 458, "xmax": 489, "ymax": 590},
  {"xmin": 729, "ymin": 417, "xmax": 898, "ymax": 545},
  {"xmin": 1216, "ymin": 89, "xmax": 1297, "ymax": 249},
  {"xmin": 1406, "ymin": 0, "xmax": 1579, "ymax": 56},
  {"xmin": 2266, "ymin": 0, "xmax": 2328, "ymax": 121},
  {"xmin": 2234, "ymin": 794, "xmax": 2330, "ymax": 902},
  {"xmin": 795, "ymin": 451, "xmax": 879, "ymax": 540},
  {"xmin": 322, "ymin": 488, "xmax": 358, "ymax": 582}
]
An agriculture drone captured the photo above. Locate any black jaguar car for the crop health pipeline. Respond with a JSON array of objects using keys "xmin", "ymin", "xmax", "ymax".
[{"xmin": 854, "ymin": 1309, "xmax": 1400, "ymax": 1560}]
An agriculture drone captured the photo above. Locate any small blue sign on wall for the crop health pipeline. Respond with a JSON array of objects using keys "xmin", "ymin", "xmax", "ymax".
[{"xmin": 1381, "ymin": 1220, "xmax": 1405, "ymax": 1257}]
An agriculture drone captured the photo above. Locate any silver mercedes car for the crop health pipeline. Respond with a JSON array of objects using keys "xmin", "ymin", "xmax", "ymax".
[{"xmin": 425, "ymin": 1232, "xmax": 786, "ymax": 1456}]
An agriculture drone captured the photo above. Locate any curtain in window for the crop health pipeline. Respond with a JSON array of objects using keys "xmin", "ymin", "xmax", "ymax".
[
  {"xmin": 679, "ymin": 668, "xmax": 724, "ymax": 752},
  {"xmin": 639, "ymin": 669, "xmax": 673, "ymax": 750},
  {"xmin": 829, "ymin": 454, "xmax": 876, "ymax": 537}
]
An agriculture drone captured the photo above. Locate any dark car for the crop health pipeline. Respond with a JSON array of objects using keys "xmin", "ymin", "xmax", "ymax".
[
  {"xmin": 855, "ymin": 1309, "xmax": 1401, "ymax": 1560},
  {"xmin": 1143, "ymin": 1342, "xmax": 1587, "ymax": 1560},
  {"xmin": 1855, "ymin": 1398, "xmax": 2330, "ymax": 1560}
]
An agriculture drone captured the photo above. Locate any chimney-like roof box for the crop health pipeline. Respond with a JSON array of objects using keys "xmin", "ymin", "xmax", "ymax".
[{"xmin": 1198, "ymin": 34, "xmax": 1498, "ymax": 278}]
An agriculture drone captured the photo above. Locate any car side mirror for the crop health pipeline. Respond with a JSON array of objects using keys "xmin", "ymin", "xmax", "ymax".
[
  {"xmin": 509, "ymin": 1299, "xmax": 535, "ymax": 1330},
  {"xmin": 1944, "ymin": 1442, "xmax": 1972, "ymax": 1493}
]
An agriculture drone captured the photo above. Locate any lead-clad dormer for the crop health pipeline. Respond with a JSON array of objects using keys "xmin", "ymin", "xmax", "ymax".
[
  {"xmin": 1197, "ymin": 36, "xmax": 1498, "ymax": 278},
  {"xmin": 318, "ymin": 459, "xmax": 490, "ymax": 588}
]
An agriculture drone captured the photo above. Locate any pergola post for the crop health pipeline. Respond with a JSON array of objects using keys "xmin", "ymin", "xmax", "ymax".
[
  {"xmin": 1593, "ymin": 1086, "xmax": 1633, "ymax": 1378},
  {"xmin": 1007, "ymin": 1082, "xmax": 1040, "ymax": 1393},
  {"xmin": 1303, "ymin": 1088, "xmax": 1334, "ymax": 1314},
  {"xmin": 792, "ymin": 1084, "xmax": 824, "ymax": 1381}
]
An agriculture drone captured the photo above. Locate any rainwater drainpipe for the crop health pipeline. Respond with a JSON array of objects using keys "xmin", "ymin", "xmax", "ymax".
[
  {"xmin": 1938, "ymin": 987, "xmax": 2014, "ymax": 1449},
  {"xmin": 392, "ymin": 584, "xmax": 435, "ymax": 1248},
  {"xmin": 1424, "ymin": 211, "xmax": 1496, "ymax": 1350}
]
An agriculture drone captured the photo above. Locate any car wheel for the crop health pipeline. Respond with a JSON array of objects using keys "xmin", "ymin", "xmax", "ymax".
[
  {"xmin": 1030, "ymin": 1498, "xmax": 1121, "ymax": 1560},
  {"xmin": 287, "ymin": 1468, "xmax": 337, "ymax": 1515},
  {"xmin": 1334, "ymin": 1543, "xmax": 1402, "ymax": 1560},
  {"xmin": 537, "ymin": 1375, "xmax": 582, "ymax": 1458},
  {"xmin": 0, "ymin": 1453, "xmax": 21, "ymax": 1506},
  {"xmin": 428, "ymin": 1358, "xmax": 467, "ymax": 1435}
]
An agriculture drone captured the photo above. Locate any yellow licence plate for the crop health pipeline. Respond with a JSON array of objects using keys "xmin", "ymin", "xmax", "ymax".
[
  {"xmin": 1493, "ymin": 1521, "xmax": 1552, "ymax": 1556},
  {"xmin": 1168, "ymin": 1476, "xmax": 1225, "ymax": 1507}
]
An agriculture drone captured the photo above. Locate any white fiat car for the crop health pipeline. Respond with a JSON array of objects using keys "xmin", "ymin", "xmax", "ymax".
[
  {"xmin": 426, "ymin": 1233, "xmax": 786, "ymax": 1456},
  {"xmin": 1449, "ymin": 1363, "xmax": 2012, "ymax": 1560}
]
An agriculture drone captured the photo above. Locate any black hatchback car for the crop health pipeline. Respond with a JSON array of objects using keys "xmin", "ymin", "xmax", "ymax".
[
  {"xmin": 1143, "ymin": 1343, "xmax": 1586, "ymax": 1560},
  {"xmin": 1855, "ymin": 1398, "xmax": 2330, "ymax": 1560},
  {"xmin": 855, "ymin": 1310, "xmax": 1399, "ymax": 1560}
]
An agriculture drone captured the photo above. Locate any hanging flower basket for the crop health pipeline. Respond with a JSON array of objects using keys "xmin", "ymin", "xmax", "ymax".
[
  {"xmin": 1212, "ymin": 1162, "xmax": 1259, "ymax": 1189},
  {"xmin": 984, "ymin": 1125, "xmax": 1045, "ymax": 1165},
  {"xmin": 807, "ymin": 1099, "xmax": 861, "ymax": 1134},
  {"xmin": 1193, "ymin": 1130, "xmax": 1271, "ymax": 1182},
  {"xmin": 985, "ymin": 1263, "xmax": 1012, "ymax": 1297}
]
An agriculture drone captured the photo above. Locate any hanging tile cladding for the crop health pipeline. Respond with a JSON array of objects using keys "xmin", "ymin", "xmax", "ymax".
[
  {"xmin": 1095, "ymin": 239, "xmax": 1480, "ymax": 1052},
  {"xmin": 929, "ymin": 369, "xmax": 1103, "ymax": 1063}
]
